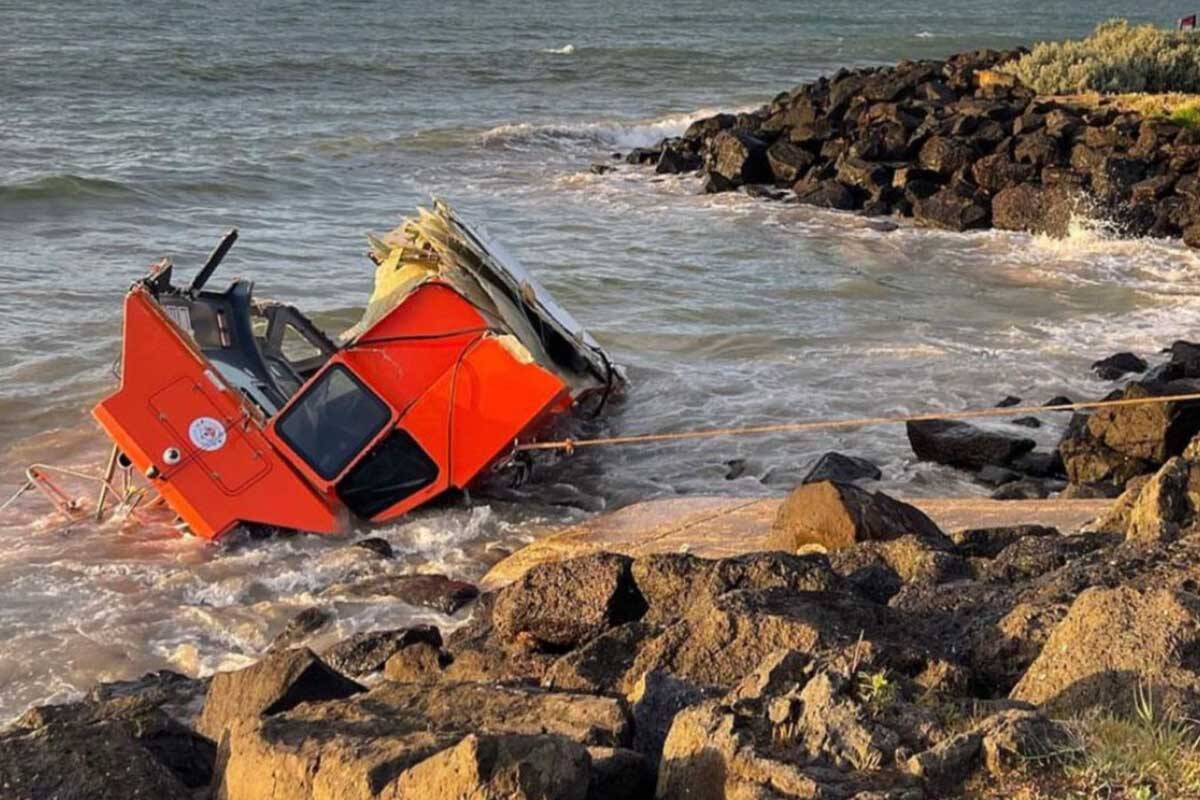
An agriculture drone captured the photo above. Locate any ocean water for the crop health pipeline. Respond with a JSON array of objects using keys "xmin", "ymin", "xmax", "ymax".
[{"xmin": 2, "ymin": 0, "xmax": 1199, "ymax": 721}]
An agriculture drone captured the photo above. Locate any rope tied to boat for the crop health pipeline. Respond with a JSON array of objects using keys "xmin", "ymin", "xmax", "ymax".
[{"xmin": 516, "ymin": 391, "xmax": 1200, "ymax": 453}]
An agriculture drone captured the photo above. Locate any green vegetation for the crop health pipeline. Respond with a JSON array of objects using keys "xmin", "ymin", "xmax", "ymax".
[
  {"xmin": 1169, "ymin": 102, "xmax": 1200, "ymax": 129},
  {"xmin": 1061, "ymin": 685, "xmax": 1200, "ymax": 800},
  {"xmin": 1001, "ymin": 19, "xmax": 1200, "ymax": 96}
]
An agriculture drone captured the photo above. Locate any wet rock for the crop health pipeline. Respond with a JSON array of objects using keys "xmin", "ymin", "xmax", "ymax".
[
  {"xmin": 626, "ymin": 146, "xmax": 662, "ymax": 165},
  {"xmin": 991, "ymin": 183, "xmax": 1074, "ymax": 236},
  {"xmin": 996, "ymin": 395, "xmax": 1022, "ymax": 407},
  {"xmin": 197, "ymin": 647, "xmax": 363, "ymax": 741},
  {"xmin": 801, "ymin": 451, "xmax": 882, "ymax": 484},
  {"xmin": 1045, "ymin": 394, "xmax": 1073, "ymax": 408},
  {"xmin": 1011, "ymin": 416, "xmax": 1041, "ymax": 428},
  {"xmin": 384, "ymin": 642, "xmax": 448, "ymax": 684},
  {"xmin": 950, "ymin": 525, "xmax": 1057, "ymax": 559},
  {"xmin": 1011, "ymin": 586, "xmax": 1200, "ymax": 716},
  {"xmin": 323, "ymin": 624, "xmax": 443, "ymax": 677},
  {"xmin": 907, "ymin": 418, "xmax": 1035, "ymax": 471},
  {"xmin": 657, "ymin": 141, "xmax": 702, "ymax": 174},
  {"xmin": 1091, "ymin": 351, "xmax": 1148, "ymax": 380},
  {"xmin": 589, "ymin": 163, "xmax": 615, "ymax": 175},
  {"xmin": 708, "ymin": 130, "xmax": 771, "ymax": 186},
  {"xmin": 393, "ymin": 733, "xmax": 591, "ymax": 800},
  {"xmin": 352, "ymin": 536, "xmax": 394, "ymax": 558},
  {"xmin": 269, "ymin": 606, "xmax": 334, "ymax": 650},
  {"xmin": 493, "ymin": 552, "xmax": 647, "ymax": 649},
  {"xmin": 1010, "ymin": 449, "xmax": 1065, "ymax": 478},
  {"xmin": 768, "ymin": 480, "xmax": 947, "ymax": 552},
  {"xmin": 765, "ymin": 140, "xmax": 815, "ymax": 184},
  {"xmin": 836, "ymin": 156, "xmax": 892, "ymax": 194},
  {"xmin": 912, "ymin": 183, "xmax": 990, "ymax": 231},
  {"xmin": 794, "ymin": 178, "xmax": 859, "ymax": 210},
  {"xmin": 724, "ymin": 458, "xmax": 749, "ymax": 480},
  {"xmin": 977, "ymin": 465, "xmax": 1021, "ymax": 486},
  {"xmin": 684, "ymin": 113, "xmax": 736, "ymax": 141},
  {"xmin": 327, "ymin": 572, "xmax": 479, "ymax": 614}
]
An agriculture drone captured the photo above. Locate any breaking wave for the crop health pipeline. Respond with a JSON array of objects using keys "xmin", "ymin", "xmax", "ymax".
[
  {"xmin": 541, "ymin": 44, "xmax": 576, "ymax": 55},
  {"xmin": 480, "ymin": 106, "xmax": 760, "ymax": 150}
]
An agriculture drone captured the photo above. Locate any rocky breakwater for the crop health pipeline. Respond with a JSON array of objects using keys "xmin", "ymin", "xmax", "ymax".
[
  {"xmin": 11, "ymin": 456, "xmax": 1200, "ymax": 797},
  {"xmin": 626, "ymin": 48, "xmax": 1200, "ymax": 243}
]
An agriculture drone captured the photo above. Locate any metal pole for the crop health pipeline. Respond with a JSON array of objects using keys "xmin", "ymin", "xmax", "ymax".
[{"xmin": 95, "ymin": 444, "xmax": 119, "ymax": 522}]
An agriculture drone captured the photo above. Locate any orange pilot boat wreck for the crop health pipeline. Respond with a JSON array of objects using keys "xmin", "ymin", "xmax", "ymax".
[{"xmin": 83, "ymin": 201, "xmax": 623, "ymax": 540}]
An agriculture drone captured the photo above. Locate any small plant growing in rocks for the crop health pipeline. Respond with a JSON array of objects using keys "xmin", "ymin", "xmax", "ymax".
[{"xmin": 856, "ymin": 669, "xmax": 898, "ymax": 715}]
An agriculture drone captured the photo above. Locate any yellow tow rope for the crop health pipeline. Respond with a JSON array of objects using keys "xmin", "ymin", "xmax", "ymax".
[{"xmin": 517, "ymin": 391, "xmax": 1200, "ymax": 454}]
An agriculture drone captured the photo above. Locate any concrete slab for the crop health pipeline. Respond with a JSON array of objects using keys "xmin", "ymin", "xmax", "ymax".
[{"xmin": 480, "ymin": 495, "xmax": 1113, "ymax": 590}]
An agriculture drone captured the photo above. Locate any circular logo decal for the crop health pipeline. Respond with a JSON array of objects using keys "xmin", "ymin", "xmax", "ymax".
[{"xmin": 188, "ymin": 416, "xmax": 227, "ymax": 452}]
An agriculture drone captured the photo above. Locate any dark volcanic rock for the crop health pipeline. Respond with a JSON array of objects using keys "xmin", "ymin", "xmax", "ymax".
[
  {"xmin": 1091, "ymin": 351, "xmax": 1148, "ymax": 380},
  {"xmin": 329, "ymin": 572, "xmax": 479, "ymax": 614},
  {"xmin": 270, "ymin": 606, "xmax": 334, "ymax": 650},
  {"xmin": 707, "ymin": 130, "xmax": 771, "ymax": 186},
  {"xmin": 323, "ymin": 624, "xmax": 443, "ymax": 677},
  {"xmin": 913, "ymin": 183, "xmax": 989, "ymax": 231},
  {"xmin": 991, "ymin": 183, "xmax": 1074, "ymax": 236},
  {"xmin": 493, "ymin": 552, "xmax": 648, "ymax": 649},
  {"xmin": 907, "ymin": 419, "xmax": 1036, "ymax": 471},
  {"xmin": 801, "ymin": 451, "xmax": 882, "ymax": 484},
  {"xmin": 765, "ymin": 139, "xmax": 815, "ymax": 184},
  {"xmin": 1058, "ymin": 381, "xmax": 1200, "ymax": 489},
  {"xmin": 794, "ymin": 178, "xmax": 859, "ymax": 210}
]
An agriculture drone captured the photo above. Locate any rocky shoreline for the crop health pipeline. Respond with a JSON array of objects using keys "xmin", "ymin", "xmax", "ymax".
[
  {"xmin": 6, "ymin": 339, "xmax": 1200, "ymax": 797},
  {"xmin": 622, "ymin": 48, "xmax": 1200, "ymax": 245}
]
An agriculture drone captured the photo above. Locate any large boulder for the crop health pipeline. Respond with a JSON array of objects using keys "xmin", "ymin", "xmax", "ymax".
[
  {"xmin": 769, "ymin": 480, "xmax": 947, "ymax": 552},
  {"xmin": 907, "ymin": 419, "xmax": 1035, "ymax": 472},
  {"xmin": 765, "ymin": 140, "xmax": 815, "ymax": 184},
  {"xmin": 197, "ymin": 647, "xmax": 363, "ymax": 741},
  {"xmin": 1125, "ymin": 457, "xmax": 1200, "ymax": 543},
  {"xmin": 622, "ymin": 587, "xmax": 926, "ymax": 693},
  {"xmin": 392, "ymin": 733, "xmax": 591, "ymax": 800},
  {"xmin": 708, "ymin": 130, "xmax": 771, "ymax": 186},
  {"xmin": 991, "ymin": 184, "xmax": 1074, "ymax": 237},
  {"xmin": 793, "ymin": 178, "xmax": 859, "ymax": 210},
  {"xmin": 216, "ymin": 680, "xmax": 631, "ymax": 800},
  {"xmin": 918, "ymin": 136, "xmax": 976, "ymax": 176},
  {"xmin": 492, "ymin": 552, "xmax": 647, "ymax": 650},
  {"xmin": 912, "ymin": 184, "xmax": 990, "ymax": 231},
  {"xmin": 1058, "ymin": 381, "xmax": 1200, "ymax": 489},
  {"xmin": 1011, "ymin": 586, "xmax": 1200, "ymax": 715},
  {"xmin": 0, "ymin": 717, "xmax": 196, "ymax": 800}
]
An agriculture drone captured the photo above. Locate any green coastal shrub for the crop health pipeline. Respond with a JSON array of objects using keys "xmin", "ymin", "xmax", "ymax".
[{"xmin": 1000, "ymin": 19, "xmax": 1200, "ymax": 95}]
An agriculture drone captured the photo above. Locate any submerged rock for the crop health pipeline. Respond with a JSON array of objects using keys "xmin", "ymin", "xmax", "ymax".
[
  {"xmin": 801, "ymin": 451, "xmax": 882, "ymax": 484},
  {"xmin": 1092, "ymin": 351, "xmax": 1148, "ymax": 380},
  {"xmin": 907, "ymin": 418, "xmax": 1035, "ymax": 471}
]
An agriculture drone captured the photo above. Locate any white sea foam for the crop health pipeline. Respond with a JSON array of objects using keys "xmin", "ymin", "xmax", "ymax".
[
  {"xmin": 915, "ymin": 31, "xmax": 936, "ymax": 38},
  {"xmin": 480, "ymin": 105, "xmax": 761, "ymax": 150},
  {"xmin": 541, "ymin": 44, "xmax": 575, "ymax": 55}
]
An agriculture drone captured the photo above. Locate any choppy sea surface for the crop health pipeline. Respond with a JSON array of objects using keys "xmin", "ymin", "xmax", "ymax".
[{"xmin": 2, "ymin": 0, "xmax": 1198, "ymax": 721}]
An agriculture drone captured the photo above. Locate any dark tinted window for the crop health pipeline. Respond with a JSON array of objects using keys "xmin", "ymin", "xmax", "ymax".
[
  {"xmin": 275, "ymin": 364, "xmax": 390, "ymax": 480},
  {"xmin": 337, "ymin": 430, "xmax": 440, "ymax": 519}
]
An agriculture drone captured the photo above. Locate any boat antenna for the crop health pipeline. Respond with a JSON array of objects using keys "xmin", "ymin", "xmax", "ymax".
[{"xmin": 189, "ymin": 228, "xmax": 239, "ymax": 295}]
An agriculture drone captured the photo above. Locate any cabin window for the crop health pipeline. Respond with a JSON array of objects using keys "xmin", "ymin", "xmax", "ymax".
[
  {"xmin": 275, "ymin": 364, "xmax": 390, "ymax": 480},
  {"xmin": 336, "ymin": 429, "xmax": 440, "ymax": 518}
]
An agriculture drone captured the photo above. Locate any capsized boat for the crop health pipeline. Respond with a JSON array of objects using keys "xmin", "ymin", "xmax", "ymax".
[{"xmin": 91, "ymin": 201, "xmax": 623, "ymax": 540}]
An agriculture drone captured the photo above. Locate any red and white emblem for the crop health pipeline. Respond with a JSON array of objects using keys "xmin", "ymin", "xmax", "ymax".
[{"xmin": 188, "ymin": 416, "xmax": 227, "ymax": 452}]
